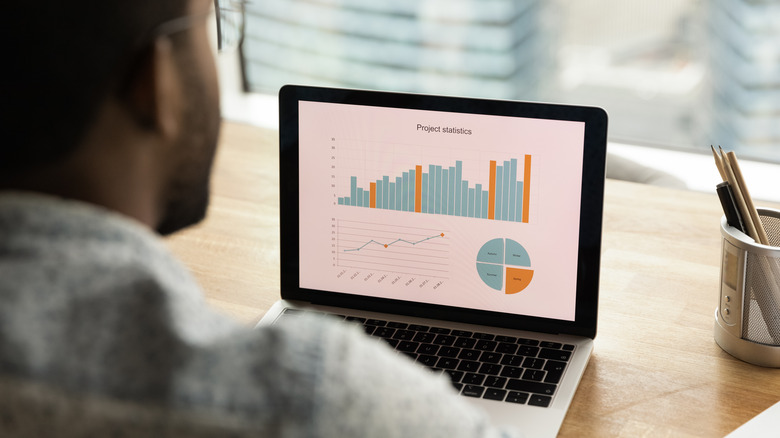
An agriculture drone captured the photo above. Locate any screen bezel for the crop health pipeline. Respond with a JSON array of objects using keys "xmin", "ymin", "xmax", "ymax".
[{"xmin": 278, "ymin": 85, "xmax": 607, "ymax": 339}]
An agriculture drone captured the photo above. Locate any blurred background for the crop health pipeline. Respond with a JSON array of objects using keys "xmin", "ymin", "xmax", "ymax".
[{"xmin": 217, "ymin": 0, "xmax": 780, "ymax": 200}]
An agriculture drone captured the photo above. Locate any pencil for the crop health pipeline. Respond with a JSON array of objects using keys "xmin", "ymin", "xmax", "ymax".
[
  {"xmin": 726, "ymin": 151, "xmax": 769, "ymax": 245},
  {"xmin": 719, "ymin": 149, "xmax": 759, "ymax": 241},
  {"xmin": 711, "ymin": 145, "xmax": 727, "ymax": 181}
]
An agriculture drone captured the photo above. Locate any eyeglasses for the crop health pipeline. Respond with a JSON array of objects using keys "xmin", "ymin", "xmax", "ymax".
[
  {"xmin": 214, "ymin": 0, "xmax": 246, "ymax": 52},
  {"xmin": 152, "ymin": 0, "xmax": 247, "ymax": 52}
]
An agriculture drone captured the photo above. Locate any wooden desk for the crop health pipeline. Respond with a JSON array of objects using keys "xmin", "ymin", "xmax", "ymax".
[{"xmin": 167, "ymin": 122, "xmax": 780, "ymax": 437}]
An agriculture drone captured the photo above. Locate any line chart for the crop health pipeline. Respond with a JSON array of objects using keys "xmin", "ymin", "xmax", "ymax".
[
  {"xmin": 337, "ymin": 220, "xmax": 449, "ymax": 278},
  {"xmin": 343, "ymin": 232, "xmax": 446, "ymax": 252}
]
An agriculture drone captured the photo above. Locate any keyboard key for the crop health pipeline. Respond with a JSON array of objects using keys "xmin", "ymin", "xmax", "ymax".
[
  {"xmin": 408, "ymin": 324, "xmax": 429, "ymax": 332},
  {"xmin": 495, "ymin": 335, "xmax": 518, "ymax": 343},
  {"xmin": 517, "ymin": 346, "xmax": 540, "ymax": 357},
  {"xmin": 365, "ymin": 319, "xmax": 387, "ymax": 326},
  {"xmin": 562, "ymin": 344, "xmax": 575, "ymax": 351},
  {"xmin": 544, "ymin": 361, "xmax": 566, "ymax": 384},
  {"xmin": 392, "ymin": 330, "xmax": 416, "ymax": 341},
  {"xmin": 417, "ymin": 355, "xmax": 438, "ymax": 367},
  {"xmin": 458, "ymin": 349, "xmax": 480, "ymax": 361},
  {"xmin": 529, "ymin": 394, "xmax": 552, "ymax": 407},
  {"xmin": 483, "ymin": 388, "xmax": 507, "ymax": 401},
  {"xmin": 474, "ymin": 340, "xmax": 497, "ymax": 351},
  {"xmin": 454, "ymin": 337, "xmax": 476, "ymax": 349},
  {"xmin": 484, "ymin": 376, "xmax": 508, "ymax": 388},
  {"xmin": 397, "ymin": 341, "xmax": 419, "ymax": 352},
  {"xmin": 457, "ymin": 361, "xmax": 480, "ymax": 372},
  {"xmin": 436, "ymin": 357, "xmax": 459, "ymax": 370},
  {"xmin": 444, "ymin": 369, "xmax": 464, "ymax": 384},
  {"xmin": 417, "ymin": 343, "xmax": 439, "ymax": 355},
  {"xmin": 437, "ymin": 346, "xmax": 460, "ymax": 358},
  {"xmin": 451, "ymin": 330, "xmax": 473, "ymax": 337},
  {"xmin": 517, "ymin": 338, "xmax": 540, "ymax": 346},
  {"xmin": 473, "ymin": 332, "xmax": 495, "ymax": 341},
  {"xmin": 523, "ymin": 357, "xmax": 545, "ymax": 369},
  {"xmin": 500, "ymin": 355, "xmax": 524, "ymax": 367},
  {"xmin": 540, "ymin": 341, "xmax": 562, "ymax": 349},
  {"xmin": 506, "ymin": 391, "xmax": 529, "ymax": 404},
  {"xmin": 429, "ymin": 327, "xmax": 451, "ymax": 334},
  {"xmin": 506, "ymin": 379, "xmax": 556, "ymax": 396},
  {"xmin": 413, "ymin": 332, "xmax": 436, "ymax": 343},
  {"xmin": 523, "ymin": 369, "xmax": 546, "ymax": 382},
  {"xmin": 500, "ymin": 366, "xmax": 523, "ymax": 379},
  {"xmin": 363, "ymin": 325, "xmax": 376, "ymax": 335},
  {"xmin": 433, "ymin": 335, "xmax": 456, "ymax": 346},
  {"xmin": 462, "ymin": 373, "xmax": 485, "ymax": 385},
  {"xmin": 496, "ymin": 343, "xmax": 518, "ymax": 354},
  {"xmin": 372, "ymin": 327, "xmax": 396, "ymax": 338},
  {"xmin": 478, "ymin": 363, "xmax": 501, "ymax": 376},
  {"xmin": 538, "ymin": 348, "xmax": 572, "ymax": 362},
  {"xmin": 479, "ymin": 352, "xmax": 502, "ymax": 364},
  {"xmin": 462, "ymin": 385, "xmax": 485, "ymax": 398}
]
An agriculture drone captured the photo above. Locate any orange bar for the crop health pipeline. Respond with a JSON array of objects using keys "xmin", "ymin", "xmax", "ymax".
[
  {"xmin": 415, "ymin": 165, "xmax": 422, "ymax": 213},
  {"xmin": 488, "ymin": 160, "xmax": 497, "ymax": 220},
  {"xmin": 370, "ymin": 182, "xmax": 377, "ymax": 208},
  {"xmin": 522, "ymin": 155, "xmax": 531, "ymax": 223}
]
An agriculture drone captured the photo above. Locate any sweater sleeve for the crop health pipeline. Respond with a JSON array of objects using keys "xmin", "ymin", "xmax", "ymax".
[{"xmin": 300, "ymin": 317, "xmax": 523, "ymax": 438}]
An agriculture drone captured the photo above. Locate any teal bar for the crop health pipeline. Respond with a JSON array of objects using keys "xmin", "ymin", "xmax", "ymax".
[
  {"xmin": 481, "ymin": 192, "xmax": 489, "ymax": 218},
  {"xmin": 495, "ymin": 166, "xmax": 503, "ymax": 221},
  {"xmin": 468, "ymin": 188, "xmax": 475, "ymax": 217},
  {"xmin": 376, "ymin": 179, "xmax": 383, "ymax": 209},
  {"xmin": 382, "ymin": 176, "xmax": 389, "ymax": 209},
  {"xmin": 357, "ymin": 188, "xmax": 364, "ymax": 207},
  {"xmin": 363, "ymin": 191, "xmax": 370, "ymax": 207},
  {"xmin": 508, "ymin": 158, "xmax": 518, "ymax": 221},
  {"xmin": 516, "ymin": 181, "xmax": 524, "ymax": 222},
  {"xmin": 447, "ymin": 167, "xmax": 455, "ymax": 215},
  {"xmin": 454, "ymin": 161, "xmax": 462, "ymax": 216},
  {"xmin": 395, "ymin": 177, "xmax": 403, "ymax": 211},
  {"xmin": 339, "ymin": 197, "xmax": 345, "ymax": 205},
  {"xmin": 421, "ymin": 173, "xmax": 428, "ymax": 213},
  {"xmin": 388, "ymin": 182, "xmax": 396, "ymax": 210},
  {"xmin": 502, "ymin": 160, "xmax": 511, "ymax": 221},
  {"xmin": 428, "ymin": 165, "xmax": 435, "ymax": 214},
  {"xmin": 461, "ymin": 181, "xmax": 468, "ymax": 216},
  {"xmin": 475, "ymin": 184, "xmax": 482, "ymax": 218},
  {"xmin": 434, "ymin": 165, "xmax": 442, "ymax": 214},
  {"xmin": 402, "ymin": 172, "xmax": 409, "ymax": 212},
  {"xmin": 441, "ymin": 168, "xmax": 449, "ymax": 215},
  {"xmin": 408, "ymin": 169, "xmax": 415, "ymax": 212},
  {"xmin": 350, "ymin": 176, "xmax": 357, "ymax": 206}
]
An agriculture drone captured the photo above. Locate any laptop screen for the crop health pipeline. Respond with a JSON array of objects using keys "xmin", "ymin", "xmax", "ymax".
[{"xmin": 280, "ymin": 86, "xmax": 607, "ymax": 336}]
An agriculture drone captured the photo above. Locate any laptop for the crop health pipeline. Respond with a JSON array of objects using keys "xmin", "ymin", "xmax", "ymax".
[{"xmin": 258, "ymin": 85, "xmax": 608, "ymax": 437}]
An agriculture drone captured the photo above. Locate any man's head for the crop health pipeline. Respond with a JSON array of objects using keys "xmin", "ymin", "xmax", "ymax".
[{"xmin": 2, "ymin": 0, "xmax": 224, "ymax": 235}]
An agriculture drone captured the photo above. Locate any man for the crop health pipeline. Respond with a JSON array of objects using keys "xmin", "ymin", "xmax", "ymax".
[{"xmin": 0, "ymin": 1, "xmax": 520, "ymax": 436}]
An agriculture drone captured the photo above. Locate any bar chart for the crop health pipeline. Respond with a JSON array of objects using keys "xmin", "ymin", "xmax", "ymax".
[{"xmin": 338, "ymin": 155, "xmax": 532, "ymax": 223}]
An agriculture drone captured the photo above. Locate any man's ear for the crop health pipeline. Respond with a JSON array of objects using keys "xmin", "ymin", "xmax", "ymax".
[{"xmin": 122, "ymin": 36, "xmax": 181, "ymax": 139}]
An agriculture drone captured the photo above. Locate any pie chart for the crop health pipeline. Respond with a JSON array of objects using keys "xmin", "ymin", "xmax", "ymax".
[{"xmin": 476, "ymin": 238, "xmax": 533, "ymax": 294}]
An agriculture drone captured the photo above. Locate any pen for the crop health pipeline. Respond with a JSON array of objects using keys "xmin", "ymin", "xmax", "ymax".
[{"xmin": 716, "ymin": 181, "xmax": 746, "ymax": 233}]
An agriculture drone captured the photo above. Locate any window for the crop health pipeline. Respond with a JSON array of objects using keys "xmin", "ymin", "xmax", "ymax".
[{"xmin": 238, "ymin": 0, "xmax": 780, "ymax": 166}]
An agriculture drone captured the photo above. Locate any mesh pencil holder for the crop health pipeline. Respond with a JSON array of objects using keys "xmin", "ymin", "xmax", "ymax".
[{"xmin": 715, "ymin": 207, "xmax": 780, "ymax": 367}]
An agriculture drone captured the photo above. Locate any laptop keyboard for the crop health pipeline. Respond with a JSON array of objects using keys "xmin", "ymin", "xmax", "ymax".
[{"xmin": 281, "ymin": 310, "xmax": 573, "ymax": 408}]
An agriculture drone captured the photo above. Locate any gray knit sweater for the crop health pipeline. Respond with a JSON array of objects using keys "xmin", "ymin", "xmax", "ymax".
[{"xmin": 0, "ymin": 193, "xmax": 519, "ymax": 437}]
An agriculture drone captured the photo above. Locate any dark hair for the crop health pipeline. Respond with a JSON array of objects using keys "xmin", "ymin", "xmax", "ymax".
[{"xmin": 1, "ymin": 1, "xmax": 190, "ymax": 173}]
